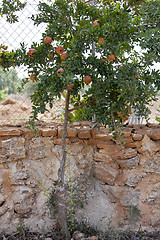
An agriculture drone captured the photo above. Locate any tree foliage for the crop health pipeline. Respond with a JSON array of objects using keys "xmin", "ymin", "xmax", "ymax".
[
  {"xmin": 14, "ymin": 0, "xmax": 160, "ymax": 129},
  {"xmin": 0, "ymin": 0, "xmax": 26, "ymax": 23},
  {"xmin": 0, "ymin": 44, "xmax": 17, "ymax": 69},
  {"xmin": 0, "ymin": 45, "xmax": 21, "ymax": 96}
]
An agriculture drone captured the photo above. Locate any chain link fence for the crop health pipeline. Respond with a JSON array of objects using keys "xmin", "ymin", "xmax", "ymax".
[
  {"xmin": 0, "ymin": 0, "xmax": 65, "ymax": 125},
  {"xmin": 0, "ymin": 0, "xmax": 160, "ymax": 125}
]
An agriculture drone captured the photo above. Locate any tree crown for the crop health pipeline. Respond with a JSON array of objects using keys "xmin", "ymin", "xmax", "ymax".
[{"xmin": 2, "ymin": 0, "xmax": 160, "ymax": 129}]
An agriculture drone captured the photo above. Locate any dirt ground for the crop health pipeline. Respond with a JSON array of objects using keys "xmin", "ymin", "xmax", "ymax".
[
  {"xmin": 0, "ymin": 229, "xmax": 160, "ymax": 240},
  {"xmin": 0, "ymin": 94, "xmax": 65, "ymax": 125},
  {"xmin": 0, "ymin": 94, "xmax": 160, "ymax": 126}
]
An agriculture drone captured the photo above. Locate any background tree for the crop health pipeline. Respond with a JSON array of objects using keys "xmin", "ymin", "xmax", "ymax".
[
  {"xmin": 0, "ymin": 67, "xmax": 21, "ymax": 95},
  {"xmin": 7, "ymin": 0, "xmax": 160, "ymax": 238},
  {"xmin": 0, "ymin": 0, "xmax": 26, "ymax": 100}
]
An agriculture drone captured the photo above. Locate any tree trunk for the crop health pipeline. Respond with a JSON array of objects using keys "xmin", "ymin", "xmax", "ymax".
[{"xmin": 57, "ymin": 90, "xmax": 70, "ymax": 239}]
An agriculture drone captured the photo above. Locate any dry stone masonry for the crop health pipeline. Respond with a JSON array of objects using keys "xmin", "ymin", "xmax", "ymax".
[{"xmin": 0, "ymin": 121, "xmax": 160, "ymax": 233}]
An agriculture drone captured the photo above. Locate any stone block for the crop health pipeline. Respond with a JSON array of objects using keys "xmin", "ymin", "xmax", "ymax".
[
  {"xmin": 70, "ymin": 144, "xmax": 93, "ymax": 169},
  {"xmin": 132, "ymin": 134, "xmax": 143, "ymax": 141},
  {"xmin": 123, "ymin": 137, "xmax": 136, "ymax": 148},
  {"xmin": 115, "ymin": 132, "xmax": 132, "ymax": 145},
  {"xmin": 122, "ymin": 131, "xmax": 132, "ymax": 138},
  {"xmin": 94, "ymin": 152, "xmax": 119, "ymax": 169},
  {"xmin": 28, "ymin": 138, "xmax": 48, "ymax": 160},
  {"xmin": 125, "ymin": 175, "xmax": 142, "ymax": 187},
  {"xmin": 70, "ymin": 121, "xmax": 81, "ymax": 127},
  {"xmin": 58, "ymin": 127, "xmax": 63, "ymax": 138},
  {"xmin": 117, "ymin": 156, "xmax": 139, "ymax": 169},
  {"xmin": 79, "ymin": 121, "xmax": 92, "ymax": 127},
  {"xmin": 70, "ymin": 137, "xmax": 81, "ymax": 143},
  {"xmin": 0, "ymin": 137, "xmax": 25, "ymax": 162},
  {"xmin": 94, "ymin": 133, "xmax": 113, "ymax": 141},
  {"xmin": 78, "ymin": 129, "xmax": 91, "ymax": 139},
  {"xmin": 94, "ymin": 151, "xmax": 112, "ymax": 162},
  {"xmin": 0, "ymin": 194, "xmax": 5, "ymax": 205},
  {"xmin": 13, "ymin": 186, "xmax": 34, "ymax": 215},
  {"xmin": 2, "ymin": 171, "xmax": 13, "ymax": 196},
  {"xmin": 67, "ymin": 127, "xmax": 78, "ymax": 138},
  {"xmin": 28, "ymin": 137, "xmax": 58, "ymax": 162},
  {"xmin": 124, "ymin": 142, "xmax": 136, "ymax": 148},
  {"xmin": 91, "ymin": 127, "xmax": 112, "ymax": 136},
  {"xmin": 97, "ymin": 142, "xmax": 116, "ymax": 149},
  {"xmin": 72, "ymin": 231, "xmax": 85, "ymax": 240},
  {"xmin": 140, "ymin": 155, "xmax": 160, "ymax": 173},
  {"xmin": 58, "ymin": 126, "xmax": 78, "ymax": 138},
  {"xmin": 70, "ymin": 142, "xmax": 84, "ymax": 154},
  {"xmin": 93, "ymin": 162, "xmax": 118, "ymax": 185},
  {"xmin": 115, "ymin": 168, "xmax": 144, "ymax": 187},
  {"xmin": 22, "ymin": 128, "xmax": 42, "ymax": 139},
  {"xmin": 140, "ymin": 135, "xmax": 159, "ymax": 155},
  {"xmin": 97, "ymin": 144, "xmax": 121, "ymax": 160},
  {"xmin": 88, "ymin": 138, "xmax": 98, "ymax": 145},
  {"xmin": 0, "ymin": 205, "xmax": 8, "ymax": 217},
  {"xmin": 13, "ymin": 169, "xmax": 29, "ymax": 181},
  {"xmin": 91, "ymin": 128, "xmax": 101, "ymax": 138},
  {"xmin": 0, "ymin": 128, "xmax": 21, "ymax": 136},
  {"xmin": 147, "ymin": 129, "xmax": 160, "ymax": 140},
  {"xmin": 118, "ymin": 148, "xmax": 137, "ymax": 160},
  {"xmin": 53, "ymin": 138, "xmax": 69, "ymax": 145},
  {"xmin": 42, "ymin": 128, "xmax": 57, "ymax": 137},
  {"xmin": 134, "ymin": 140, "xmax": 143, "ymax": 153}
]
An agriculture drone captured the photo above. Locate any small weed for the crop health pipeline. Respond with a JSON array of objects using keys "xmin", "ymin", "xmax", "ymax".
[
  {"xmin": 45, "ymin": 146, "xmax": 95, "ymax": 236},
  {"xmin": 16, "ymin": 219, "xmax": 28, "ymax": 240},
  {"xmin": 47, "ymin": 185, "xmax": 59, "ymax": 218},
  {"xmin": 40, "ymin": 180, "xmax": 51, "ymax": 199},
  {"xmin": 128, "ymin": 205, "xmax": 140, "ymax": 223},
  {"xmin": 75, "ymin": 220, "xmax": 99, "ymax": 237}
]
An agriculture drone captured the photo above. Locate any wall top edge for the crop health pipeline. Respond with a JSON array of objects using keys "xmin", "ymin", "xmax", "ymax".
[{"xmin": 0, "ymin": 121, "xmax": 160, "ymax": 138}]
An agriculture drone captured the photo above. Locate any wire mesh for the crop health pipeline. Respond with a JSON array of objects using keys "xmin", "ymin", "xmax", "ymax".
[
  {"xmin": 128, "ymin": 99, "xmax": 160, "ymax": 125},
  {"xmin": 0, "ymin": 0, "xmax": 160, "ymax": 125},
  {"xmin": 0, "ymin": 0, "xmax": 64, "ymax": 125}
]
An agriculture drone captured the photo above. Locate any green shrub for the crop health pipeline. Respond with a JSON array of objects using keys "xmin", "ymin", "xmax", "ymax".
[{"xmin": 0, "ymin": 89, "xmax": 7, "ymax": 100}]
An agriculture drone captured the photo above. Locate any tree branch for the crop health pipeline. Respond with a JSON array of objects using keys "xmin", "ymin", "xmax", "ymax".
[
  {"xmin": 58, "ymin": 89, "xmax": 70, "ymax": 184},
  {"xmin": 68, "ymin": 99, "xmax": 95, "ymax": 112}
]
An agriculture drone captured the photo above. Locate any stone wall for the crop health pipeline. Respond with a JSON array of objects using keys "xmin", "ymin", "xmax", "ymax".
[{"xmin": 0, "ymin": 121, "xmax": 160, "ymax": 233}]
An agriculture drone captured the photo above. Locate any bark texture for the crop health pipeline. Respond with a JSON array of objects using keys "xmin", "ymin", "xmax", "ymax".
[{"xmin": 57, "ymin": 90, "xmax": 70, "ymax": 239}]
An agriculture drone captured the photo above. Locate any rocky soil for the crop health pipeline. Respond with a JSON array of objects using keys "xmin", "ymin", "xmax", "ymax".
[
  {"xmin": 0, "ymin": 94, "xmax": 160, "ymax": 125},
  {"xmin": 0, "ymin": 229, "xmax": 160, "ymax": 240},
  {"xmin": 0, "ymin": 95, "xmax": 65, "ymax": 125}
]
